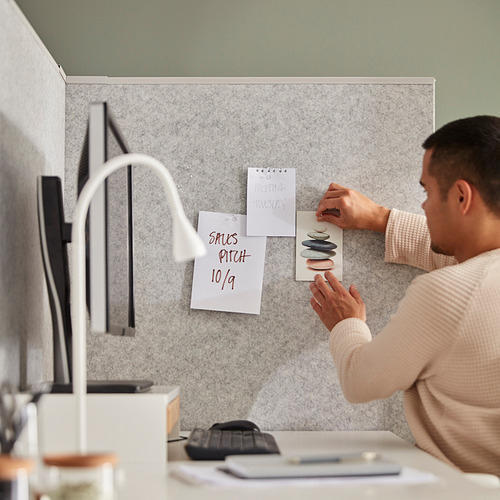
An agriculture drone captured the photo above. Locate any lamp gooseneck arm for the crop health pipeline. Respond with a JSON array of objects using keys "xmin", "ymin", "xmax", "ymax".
[{"xmin": 71, "ymin": 153, "xmax": 205, "ymax": 453}]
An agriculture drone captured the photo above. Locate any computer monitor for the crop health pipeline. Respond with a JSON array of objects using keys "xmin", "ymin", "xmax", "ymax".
[
  {"xmin": 77, "ymin": 102, "xmax": 135, "ymax": 336},
  {"xmin": 37, "ymin": 176, "xmax": 73, "ymax": 384},
  {"xmin": 37, "ymin": 102, "xmax": 152, "ymax": 393}
]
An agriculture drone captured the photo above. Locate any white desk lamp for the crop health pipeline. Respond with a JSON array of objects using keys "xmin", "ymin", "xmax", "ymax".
[{"xmin": 71, "ymin": 153, "xmax": 206, "ymax": 452}]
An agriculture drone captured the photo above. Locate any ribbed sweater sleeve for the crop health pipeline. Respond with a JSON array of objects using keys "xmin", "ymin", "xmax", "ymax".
[
  {"xmin": 330, "ymin": 268, "xmax": 461, "ymax": 403},
  {"xmin": 384, "ymin": 209, "xmax": 457, "ymax": 271}
]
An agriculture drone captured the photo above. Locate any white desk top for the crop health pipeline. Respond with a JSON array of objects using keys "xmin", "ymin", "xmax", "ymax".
[{"xmin": 119, "ymin": 431, "xmax": 498, "ymax": 499}]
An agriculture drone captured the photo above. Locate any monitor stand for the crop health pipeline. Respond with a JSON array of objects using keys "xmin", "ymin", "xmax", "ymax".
[{"xmin": 50, "ymin": 380, "xmax": 154, "ymax": 394}]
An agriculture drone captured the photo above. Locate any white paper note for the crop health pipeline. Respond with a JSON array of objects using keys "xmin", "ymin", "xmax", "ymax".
[
  {"xmin": 247, "ymin": 167, "xmax": 296, "ymax": 236},
  {"xmin": 190, "ymin": 212, "xmax": 267, "ymax": 314}
]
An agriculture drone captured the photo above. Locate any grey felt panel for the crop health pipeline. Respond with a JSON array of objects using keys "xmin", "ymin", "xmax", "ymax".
[
  {"xmin": 0, "ymin": 0, "xmax": 65, "ymax": 388},
  {"xmin": 65, "ymin": 81, "xmax": 433, "ymax": 440}
]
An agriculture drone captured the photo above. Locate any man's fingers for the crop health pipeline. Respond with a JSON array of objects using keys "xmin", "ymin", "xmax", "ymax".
[
  {"xmin": 323, "ymin": 271, "xmax": 344, "ymax": 294},
  {"xmin": 349, "ymin": 284, "xmax": 362, "ymax": 302},
  {"xmin": 327, "ymin": 182, "xmax": 347, "ymax": 192},
  {"xmin": 316, "ymin": 197, "xmax": 341, "ymax": 217},
  {"xmin": 310, "ymin": 278, "xmax": 328, "ymax": 304},
  {"xmin": 315, "ymin": 183, "xmax": 349, "ymax": 215},
  {"xmin": 310, "ymin": 296, "xmax": 329, "ymax": 326},
  {"xmin": 312, "ymin": 273, "xmax": 336, "ymax": 299},
  {"xmin": 310, "ymin": 296, "xmax": 321, "ymax": 312}
]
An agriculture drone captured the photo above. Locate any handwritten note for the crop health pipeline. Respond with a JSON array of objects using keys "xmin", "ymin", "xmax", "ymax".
[
  {"xmin": 190, "ymin": 212, "xmax": 267, "ymax": 314},
  {"xmin": 246, "ymin": 168, "xmax": 296, "ymax": 236}
]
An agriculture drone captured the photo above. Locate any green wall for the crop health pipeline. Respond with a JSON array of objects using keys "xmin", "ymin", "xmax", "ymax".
[{"xmin": 15, "ymin": 0, "xmax": 500, "ymax": 127}]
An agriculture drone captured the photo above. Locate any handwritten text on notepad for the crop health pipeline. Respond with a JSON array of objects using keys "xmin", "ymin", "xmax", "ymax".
[
  {"xmin": 246, "ymin": 168, "xmax": 296, "ymax": 236},
  {"xmin": 208, "ymin": 231, "xmax": 252, "ymax": 290},
  {"xmin": 190, "ymin": 212, "xmax": 266, "ymax": 314}
]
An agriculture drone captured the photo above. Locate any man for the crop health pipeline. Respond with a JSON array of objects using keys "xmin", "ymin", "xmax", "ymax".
[{"xmin": 309, "ymin": 115, "xmax": 500, "ymax": 475}]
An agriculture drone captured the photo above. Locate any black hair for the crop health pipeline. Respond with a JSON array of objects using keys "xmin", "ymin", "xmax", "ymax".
[{"xmin": 422, "ymin": 115, "xmax": 500, "ymax": 215}]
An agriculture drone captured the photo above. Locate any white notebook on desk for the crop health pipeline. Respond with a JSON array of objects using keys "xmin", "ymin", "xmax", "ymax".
[{"xmin": 223, "ymin": 455, "xmax": 402, "ymax": 479}]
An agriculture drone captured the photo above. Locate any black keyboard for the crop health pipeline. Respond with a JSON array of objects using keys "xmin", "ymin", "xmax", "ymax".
[{"xmin": 185, "ymin": 428, "xmax": 280, "ymax": 460}]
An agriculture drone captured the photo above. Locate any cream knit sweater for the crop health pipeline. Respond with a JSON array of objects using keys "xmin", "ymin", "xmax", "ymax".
[{"xmin": 330, "ymin": 209, "xmax": 500, "ymax": 475}]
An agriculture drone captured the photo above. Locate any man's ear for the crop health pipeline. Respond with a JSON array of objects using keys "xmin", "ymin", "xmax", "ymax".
[{"xmin": 454, "ymin": 180, "xmax": 473, "ymax": 215}]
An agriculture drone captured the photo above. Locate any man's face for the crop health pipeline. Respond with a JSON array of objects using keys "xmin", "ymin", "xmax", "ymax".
[{"xmin": 420, "ymin": 149, "xmax": 455, "ymax": 256}]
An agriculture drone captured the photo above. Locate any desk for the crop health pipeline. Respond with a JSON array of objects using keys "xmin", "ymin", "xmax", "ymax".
[{"xmin": 118, "ymin": 431, "xmax": 498, "ymax": 499}]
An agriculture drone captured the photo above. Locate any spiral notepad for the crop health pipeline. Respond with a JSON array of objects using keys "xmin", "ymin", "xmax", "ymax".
[{"xmin": 246, "ymin": 167, "xmax": 296, "ymax": 236}]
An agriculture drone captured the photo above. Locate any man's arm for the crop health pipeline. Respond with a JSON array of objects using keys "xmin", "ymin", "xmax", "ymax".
[
  {"xmin": 385, "ymin": 210, "xmax": 457, "ymax": 271},
  {"xmin": 329, "ymin": 272, "xmax": 458, "ymax": 403},
  {"xmin": 311, "ymin": 182, "xmax": 459, "ymax": 403},
  {"xmin": 316, "ymin": 182, "xmax": 457, "ymax": 271}
]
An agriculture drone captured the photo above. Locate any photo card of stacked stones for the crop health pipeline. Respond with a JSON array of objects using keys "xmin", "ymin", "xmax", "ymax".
[{"xmin": 295, "ymin": 211, "xmax": 343, "ymax": 281}]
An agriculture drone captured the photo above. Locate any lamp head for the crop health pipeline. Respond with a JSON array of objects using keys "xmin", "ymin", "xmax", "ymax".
[{"xmin": 172, "ymin": 213, "xmax": 206, "ymax": 262}]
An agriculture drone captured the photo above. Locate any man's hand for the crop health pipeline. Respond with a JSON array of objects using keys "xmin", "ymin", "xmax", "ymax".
[
  {"xmin": 316, "ymin": 182, "xmax": 390, "ymax": 233},
  {"xmin": 310, "ymin": 271, "xmax": 366, "ymax": 331}
]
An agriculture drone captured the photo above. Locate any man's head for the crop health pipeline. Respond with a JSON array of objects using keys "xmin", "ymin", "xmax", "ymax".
[
  {"xmin": 420, "ymin": 116, "xmax": 500, "ymax": 261},
  {"xmin": 422, "ymin": 115, "xmax": 500, "ymax": 216}
]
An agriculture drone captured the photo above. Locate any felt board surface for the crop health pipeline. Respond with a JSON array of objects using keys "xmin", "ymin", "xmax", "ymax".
[
  {"xmin": 64, "ymin": 79, "xmax": 433, "ymax": 439},
  {"xmin": 0, "ymin": 0, "xmax": 66, "ymax": 387}
]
